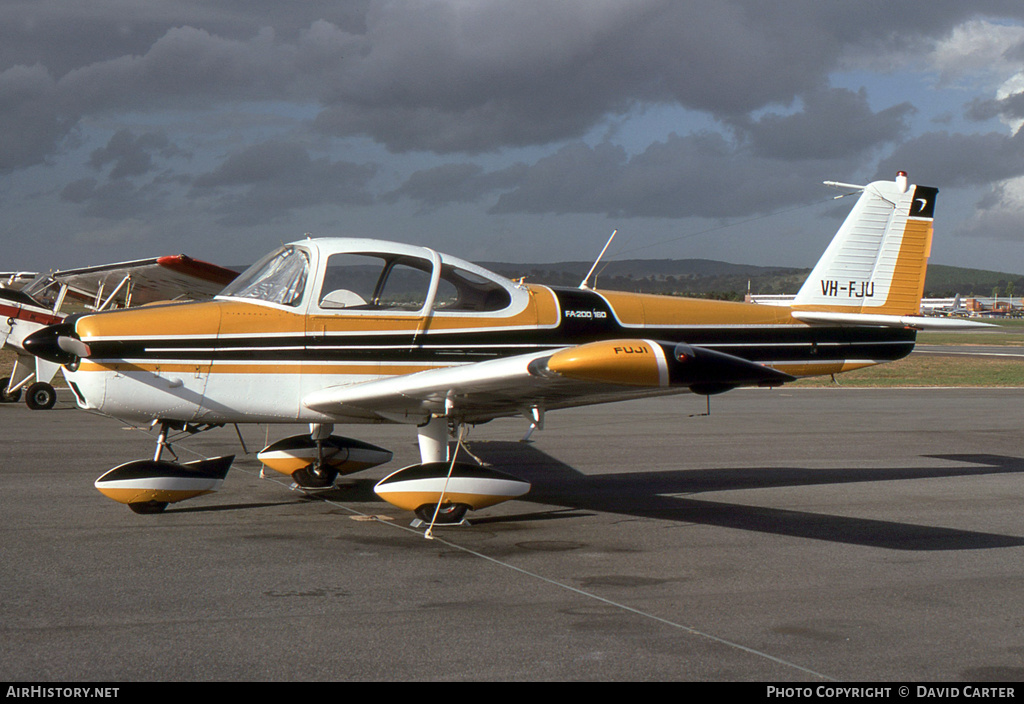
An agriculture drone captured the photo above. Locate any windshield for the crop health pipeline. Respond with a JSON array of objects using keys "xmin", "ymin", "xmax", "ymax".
[
  {"xmin": 20, "ymin": 274, "xmax": 63, "ymax": 309},
  {"xmin": 220, "ymin": 246, "xmax": 309, "ymax": 307}
]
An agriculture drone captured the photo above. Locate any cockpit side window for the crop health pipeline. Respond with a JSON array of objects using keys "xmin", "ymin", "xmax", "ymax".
[
  {"xmin": 317, "ymin": 253, "xmax": 433, "ymax": 312},
  {"xmin": 434, "ymin": 264, "xmax": 512, "ymax": 312},
  {"xmin": 220, "ymin": 246, "xmax": 309, "ymax": 307}
]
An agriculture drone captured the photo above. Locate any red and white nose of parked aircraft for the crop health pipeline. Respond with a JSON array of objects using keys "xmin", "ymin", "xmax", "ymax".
[{"xmin": 2, "ymin": 255, "xmax": 237, "ymax": 409}]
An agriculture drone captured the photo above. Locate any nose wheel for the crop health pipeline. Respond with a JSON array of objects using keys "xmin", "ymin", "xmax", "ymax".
[
  {"xmin": 289, "ymin": 423, "xmax": 341, "ymax": 489},
  {"xmin": 25, "ymin": 382, "xmax": 57, "ymax": 410}
]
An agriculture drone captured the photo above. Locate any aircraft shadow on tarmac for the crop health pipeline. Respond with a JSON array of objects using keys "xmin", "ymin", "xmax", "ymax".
[
  {"xmin": 169, "ymin": 444, "xmax": 1024, "ymax": 551},
  {"xmin": 459, "ymin": 442, "xmax": 1024, "ymax": 551}
]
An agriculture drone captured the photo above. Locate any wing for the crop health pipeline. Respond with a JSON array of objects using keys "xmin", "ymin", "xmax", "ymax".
[
  {"xmin": 52, "ymin": 255, "xmax": 238, "ymax": 307},
  {"xmin": 0, "ymin": 272, "xmax": 38, "ymax": 291},
  {"xmin": 303, "ymin": 338, "xmax": 795, "ymax": 424}
]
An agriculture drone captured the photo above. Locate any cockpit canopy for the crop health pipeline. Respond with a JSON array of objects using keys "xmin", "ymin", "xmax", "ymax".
[
  {"xmin": 219, "ymin": 238, "xmax": 519, "ymax": 315},
  {"xmin": 220, "ymin": 245, "xmax": 309, "ymax": 307}
]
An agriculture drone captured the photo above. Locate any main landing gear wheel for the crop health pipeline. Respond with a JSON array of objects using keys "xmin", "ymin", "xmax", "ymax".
[
  {"xmin": 291, "ymin": 464, "xmax": 339, "ymax": 489},
  {"xmin": 128, "ymin": 501, "xmax": 169, "ymax": 515},
  {"xmin": 25, "ymin": 382, "xmax": 56, "ymax": 410},
  {"xmin": 0, "ymin": 377, "xmax": 21, "ymax": 403},
  {"xmin": 414, "ymin": 503, "xmax": 469, "ymax": 525}
]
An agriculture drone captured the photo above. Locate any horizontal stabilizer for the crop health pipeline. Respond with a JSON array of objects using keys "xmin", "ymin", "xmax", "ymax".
[{"xmin": 792, "ymin": 311, "xmax": 997, "ymax": 330}]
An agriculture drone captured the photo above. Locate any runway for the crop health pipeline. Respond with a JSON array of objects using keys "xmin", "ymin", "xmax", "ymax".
[
  {"xmin": 2, "ymin": 387, "xmax": 1024, "ymax": 681},
  {"xmin": 915, "ymin": 343, "xmax": 1024, "ymax": 359}
]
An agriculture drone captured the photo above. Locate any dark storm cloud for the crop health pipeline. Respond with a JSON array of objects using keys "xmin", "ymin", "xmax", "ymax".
[
  {"xmin": 88, "ymin": 128, "xmax": 181, "ymax": 179},
  {"xmin": 57, "ymin": 26, "xmax": 299, "ymax": 113},
  {"xmin": 5, "ymin": 1, "xmax": 1024, "ymax": 169},
  {"xmin": 383, "ymin": 163, "xmax": 528, "ymax": 210},
  {"xmin": 877, "ymin": 129, "xmax": 1024, "ymax": 187},
  {"xmin": 965, "ymin": 91, "xmax": 1024, "ymax": 124},
  {"xmin": 0, "ymin": 1, "xmax": 371, "ymax": 75},
  {"xmin": 310, "ymin": 1, "xmax": 836, "ymax": 153},
  {"xmin": 485, "ymin": 135, "xmax": 839, "ymax": 220},
  {"xmin": 189, "ymin": 140, "xmax": 378, "ymax": 225},
  {"xmin": 732, "ymin": 88, "xmax": 916, "ymax": 161},
  {"xmin": 309, "ymin": 2, "xmax": 1024, "ymax": 154},
  {"xmin": 5, "ymin": 1, "xmax": 1024, "ymax": 234},
  {"xmin": 0, "ymin": 63, "xmax": 70, "ymax": 172},
  {"xmin": 54, "ymin": 128, "xmax": 185, "ymax": 220},
  {"xmin": 958, "ymin": 181, "xmax": 1024, "ymax": 242},
  {"xmin": 389, "ymin": 88, "xmax": 912, "ymax": 219},
  {"xmin": 59, "ymin": 177, "xmax": 167, "ymax": 219}
]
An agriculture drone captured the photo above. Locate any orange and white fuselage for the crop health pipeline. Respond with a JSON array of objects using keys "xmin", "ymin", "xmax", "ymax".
[
  {"xmin": 35, "ymin": 175, "xmax": 969, "ymax": 431},
  {"xmin": 55, "ymin": 263, "xmax": 906, "ymax": 427},
  {"xmin": 24, "ymin": 174, "xmax": 991, "ymax": 517}
]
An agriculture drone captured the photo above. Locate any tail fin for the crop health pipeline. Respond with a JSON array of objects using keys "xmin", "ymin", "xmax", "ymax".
[{"xmin": 792, "ymin": 172, "xmax": 936, "ymax": 316}]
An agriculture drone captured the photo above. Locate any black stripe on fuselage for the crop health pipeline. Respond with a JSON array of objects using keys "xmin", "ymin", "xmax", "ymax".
[{"xmin": 80, "ymin": 288, "xmax": 917, "ymax": 367}]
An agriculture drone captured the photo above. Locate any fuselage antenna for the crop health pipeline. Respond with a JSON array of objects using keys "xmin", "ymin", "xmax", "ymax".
[{"xmin": 579, "ymin": 230, "xmax": 617, "ymax": 289}]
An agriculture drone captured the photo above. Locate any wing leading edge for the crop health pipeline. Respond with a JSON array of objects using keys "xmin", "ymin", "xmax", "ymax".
[
  {"xmin": 53, "ymin": 255, "xmax": 238, "ymax": 307},
  {"xmin": 302, "ymin": 338, "xmax": 795, "ymax": 424}
]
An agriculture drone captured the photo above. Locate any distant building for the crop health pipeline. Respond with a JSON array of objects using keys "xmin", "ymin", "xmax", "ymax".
[{"xmin": 957, "ymin": 297, "xmax": 1022, "ymax": 316}]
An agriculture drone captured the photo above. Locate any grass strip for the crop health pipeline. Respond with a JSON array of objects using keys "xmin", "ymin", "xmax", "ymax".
[{"xmin": 792, "ymin": 353, "xmax": 1024, "ymax": 388}]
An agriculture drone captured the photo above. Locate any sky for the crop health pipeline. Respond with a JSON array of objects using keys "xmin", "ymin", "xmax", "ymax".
[{"xmin": 5, "ymin": 1, "xmax": 1024, "ymax": 277}]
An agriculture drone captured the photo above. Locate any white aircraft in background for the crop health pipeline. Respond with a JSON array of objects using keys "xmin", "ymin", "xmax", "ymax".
[
  {"xmin": 1, "ymin": 255, "xmax": 237, "ymax": 409},
  {"xmin": 920, "ymin": 294, "xmax": 971, "ymax": 317}
]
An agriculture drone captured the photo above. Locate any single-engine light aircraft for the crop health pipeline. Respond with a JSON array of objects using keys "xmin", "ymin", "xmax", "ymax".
[
  {"xmin": 1, "ymin": 255, "xmax": 237, "ymax": 409},
  {"xmin": 25, "ymin": 173, "xmax": 988, "ymax": 521}
]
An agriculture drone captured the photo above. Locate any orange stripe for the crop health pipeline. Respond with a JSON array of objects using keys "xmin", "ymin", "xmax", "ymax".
[
  {"xmin": 78, "ymin": 361, "xmax": 447, "ymax": 376},
  {"xmin": 374, "ymin": 490, "xmax": 516, "ymax": 512},
  {"xmin": 95, "ymin": 487, "xmax": 214, "ymax": 505},
  {"xmin": 599, "ymin": 290, "xmax": 798, "ymax": 326}
]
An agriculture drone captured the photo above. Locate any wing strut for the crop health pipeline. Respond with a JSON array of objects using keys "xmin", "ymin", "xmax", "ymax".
[{"xmin": 423, "ymin": 423, "xmax": 471, "ymax": 540}]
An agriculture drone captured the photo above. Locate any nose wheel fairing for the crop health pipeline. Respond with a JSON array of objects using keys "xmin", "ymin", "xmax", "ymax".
[
  {"xmin": 257, "ymin": 429, "xmax": 394, "ymax": 489},
  {"xmin": 94, "ymin": 455, "xmax": 233, "ymax": 514}
]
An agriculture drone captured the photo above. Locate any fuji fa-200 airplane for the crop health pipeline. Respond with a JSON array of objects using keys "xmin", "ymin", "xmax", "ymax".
[
  {"xmin": 1, "ymin": 256, "xmax": 237, "ymax": 409},
  {"xmin": 24, "ymin": 173, "xmax": 986, "ymax": 522}
]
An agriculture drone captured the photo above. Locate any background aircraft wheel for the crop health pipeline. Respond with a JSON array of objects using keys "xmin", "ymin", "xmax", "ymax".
[
  {"xmin": 128, "ymin": 501, "xmax": 168, "ymax": 514},
  {"xmin": 25, "ymin": 382, "xmax": 56, "ymax": 410},
  {"xmin": 291, "ymin": 464, "xmax": 339, "ymax": 489},
  {"xmin": 0, "ymin": 377, "xmax": 21, "ymax": 403},
  {"xmin": 414, "ymin": 503, "xmax": 469, "ymax": 524}
]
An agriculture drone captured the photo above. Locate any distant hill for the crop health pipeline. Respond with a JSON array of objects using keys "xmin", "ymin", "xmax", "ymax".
[
  {"xmin": 921, "ymin": 265, "xmax": 1024, "ymax": 298},
  {"xmin": 232, "ymin": 255, "xmax": 1024, "ymax": 301},
  {"xmin": 481, "ymin": 259, "xmax": 1024, "ymax": 301}
]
